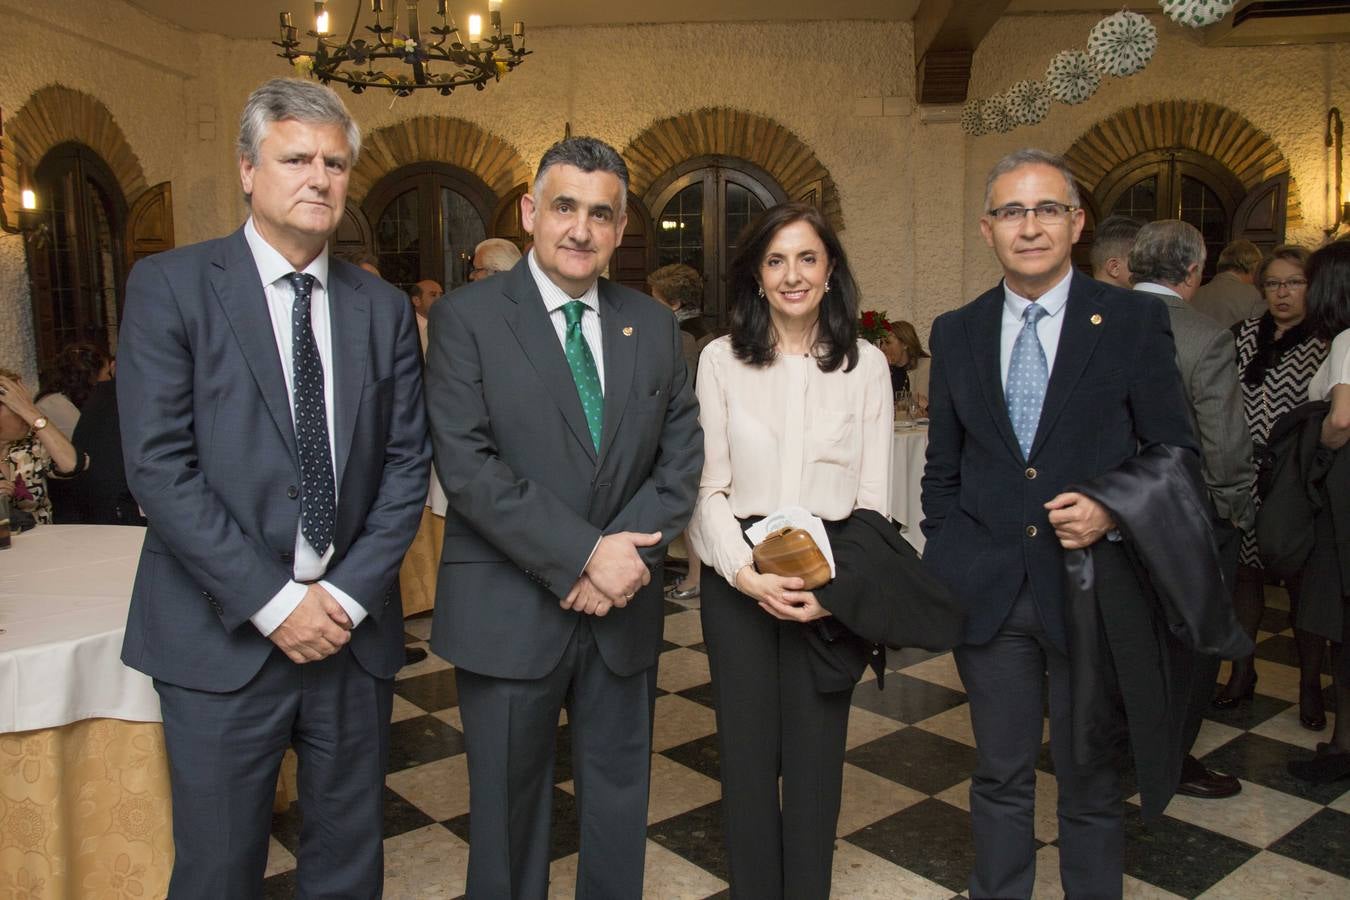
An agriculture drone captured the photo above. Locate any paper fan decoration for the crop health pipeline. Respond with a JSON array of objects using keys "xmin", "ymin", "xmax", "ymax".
[
  {"xmin": 980, "ymin": 94, "xmax": 1016, "ymax": 134},
  {"xmin": 1087, "ymin": 10, "xmax": 1158, "ymax": 78},
  {"xmin": 961, "ymin": 98, "xmax": 987, "ymax": 136},
  {"xmin": 1005, "ymin": 80, "xmax": 1051, "ymax": 126},
  {"xmin": 1045, "ymin": 50, "xmax": 1101, "ymax": 105},
  {"xmin": 1160, "ymin": 0, "xmax": 1234, "ymax": 28}
]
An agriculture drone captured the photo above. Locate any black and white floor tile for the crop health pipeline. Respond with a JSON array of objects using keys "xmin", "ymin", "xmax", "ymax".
[{"xmin": 264, "ymin": 586, "xmax": 1350, "ymax": 898}]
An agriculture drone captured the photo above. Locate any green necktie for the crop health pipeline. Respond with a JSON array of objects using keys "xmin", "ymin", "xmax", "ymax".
[{"xmin": 561, "ymin": 300, "xmax": 603, "ymax": 451}]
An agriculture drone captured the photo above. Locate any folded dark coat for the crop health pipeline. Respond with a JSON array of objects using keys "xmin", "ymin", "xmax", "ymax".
[
  {"xmin": 1066, "ymin": 444, "xmax": 1252, "ymax": 819},
  {"xmin": 802, "ymin": 509, "xmax": 966, "ymax": 693}
]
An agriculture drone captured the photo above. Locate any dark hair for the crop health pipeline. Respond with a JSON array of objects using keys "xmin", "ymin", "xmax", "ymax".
[
  {"xmin": 35, "ymin": 342, "xmax": 110, "ymax": 408},
  {"xmin": 1255, "ymin": 245, "xmax": 1310, "ymax": 291},
  {"xmin": 728, "ymin": 202, "xmax": 859, "ymax": 373},
  {"xmin": 1306, "ymin": 241, "xmax": 1350, "ymax": 341},
  {"xmin": 646, "ymin": 263, "xmax": 704, "ymax": 311},
  {"xmin": 534, "ymin": 137, "xmax": 629, "ymax": 213},
  {"xmin": 1090, "ymin": 214, "xmax": 1144, "ymax": 273},
  {"xmin": 337, "ymin": 249, "xmax": 379, "ymax": 271}
]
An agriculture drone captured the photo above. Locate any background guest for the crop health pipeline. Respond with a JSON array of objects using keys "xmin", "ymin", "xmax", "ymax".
[
  {"xmin": 408, "ymin": 279, "xmax": 444, "ymax": 349},
  {"xmin": 1, "ymin": 367, "xmax": 85, "ymax": 525},
  {"xmin": 337, "ymin": 248, "xmax": 382, "ymax": 277},
  {"xmin": 1194, "ymin": 239, "xmax": 1265, "ymax": 327},
  {"xmin": 1089, "ymin": 214, "xmax": 1145, "ymax": 289},
  {"xmin": 468, "ymin": 237, "xmax": 522, "ymax": 281},
  {"xmin": 34, "ymin": 342, "xmax": 113, "ymax": 438},
  {"xmin": 1288, "ymin": 240, "xmax": 1350, "ymax": 781},
  {"xmin": 690, "ymin": 201, "xmax": 892, "ymax": 899},
  {"xmin": 880, "ymin": 319, "xmax": 931, "ymax": 408},
  {"xmin": 68, "ymin": 375, "xmax": 144, "ymax": 525},
  {"xmin": 1219, "ymin": 245, "xmax": 1330, "ymax": 731}
]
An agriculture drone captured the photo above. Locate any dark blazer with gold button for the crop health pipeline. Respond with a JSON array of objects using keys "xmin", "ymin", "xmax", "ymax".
[
  {"xmin": 424, "ymin": 259, "xmax": 703, "ymax": 679},
  {"xmin": 117, "ymin": 227, "xmax": 431, "ymax": 692},
  {"xmin": 920, "ymin": 271, "xmax": 1195, "ymax": 651}
]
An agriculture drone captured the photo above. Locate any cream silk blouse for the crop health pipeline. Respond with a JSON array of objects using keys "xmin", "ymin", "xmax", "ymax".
[{"xmin": 689, "ymin": 336, "xmax": 894, "ymax": 581}]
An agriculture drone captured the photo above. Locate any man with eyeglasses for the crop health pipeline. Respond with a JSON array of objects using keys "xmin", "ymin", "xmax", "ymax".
[
  {"xmin": 922, "ymin": 148, "xmax": 1195, "ymax": 899},
  {"xmin": 469, "ymin": 236, "xmax": 523, "ymax": 281},
  {"xmin": 1129, "ymin": 220, "xmax": 1254, "ymax": 802}
]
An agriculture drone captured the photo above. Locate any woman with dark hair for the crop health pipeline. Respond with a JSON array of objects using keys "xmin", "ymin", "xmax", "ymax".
[
  {"xmin": 689, "ymin": 202, "xmax": 892, "ymax": 898},
  {"xmin": 1216, "ymin": 246, "xmax": 1331, "ymax": 730},
  {"xmin": 34, "ymin": 342, "xmax": 112, "ymax": 438},
  {"xmin": 1288, "ymin": 239, "xmax": 1350, "ymax": 781},
  {"xmin": 879, "ymin": 319, "xmax": 932, "ymax": 409}
]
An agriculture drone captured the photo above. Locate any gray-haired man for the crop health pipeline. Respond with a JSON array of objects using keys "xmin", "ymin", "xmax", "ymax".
[
  {"xmin": 425, "ymin": 137, "xmax": 702, "ymax": 897},
  {"xmin": 117, "ymin": 78, "xmax": 429, "ymax": 897}
]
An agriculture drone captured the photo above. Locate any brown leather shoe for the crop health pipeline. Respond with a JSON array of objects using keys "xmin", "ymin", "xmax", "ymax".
[{"xmin": 1176, "ymin": 755, "xmax": 1241, "ymax": 799}]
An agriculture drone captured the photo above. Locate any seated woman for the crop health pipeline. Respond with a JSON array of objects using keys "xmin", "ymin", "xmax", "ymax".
[
  {"xmin": 1, "ymin": 367, "xmax": 85, "ymax": 525},
  {"xmin": 879, "ymin": 319, "xmax": 932, "ymax": 411},
  {"xmin": 689, "ymin": 202, "xmax": 891, "ymax": 898}
]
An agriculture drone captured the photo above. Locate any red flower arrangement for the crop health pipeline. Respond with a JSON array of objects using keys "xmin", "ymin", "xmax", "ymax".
[{"xmin": 857, "ymin": 309, "xmax": 893, "ymax": 345}]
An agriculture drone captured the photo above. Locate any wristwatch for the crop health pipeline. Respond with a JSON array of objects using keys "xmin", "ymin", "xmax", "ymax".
[{"xmin": 31, "ymin": 416, "xmax": 48, "ymax": 432}]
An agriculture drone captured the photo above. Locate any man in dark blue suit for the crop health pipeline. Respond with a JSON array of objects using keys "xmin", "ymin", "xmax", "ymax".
[
  {"xmin": 921, "ymin": 149, "xmax": 1195, "ymax": 898},
  {"xmin": 117, "ymin": 79, "xmax": 430, "ymax": 897}
]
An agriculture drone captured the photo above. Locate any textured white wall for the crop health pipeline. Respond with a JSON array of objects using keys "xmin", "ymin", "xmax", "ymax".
[{"xmin": 3, "ymin": 1, "xmax": 1350, "ymax": 378}]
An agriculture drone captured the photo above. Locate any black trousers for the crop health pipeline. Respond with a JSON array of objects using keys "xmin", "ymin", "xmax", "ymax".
[
  {"xmin": 455, "ymin": 620, "xmax": 657, "ymax": 900},
  {"xmin": 1182, "ymin": 521, "xmax": 1242, "ymax": 758},
  {"xmin": 155, "ymin": 647, "xmax": 393, "ymax": 900},
  {"xmin": 700, "ymin": 567, "xmax": 854, "ymax": 900}
]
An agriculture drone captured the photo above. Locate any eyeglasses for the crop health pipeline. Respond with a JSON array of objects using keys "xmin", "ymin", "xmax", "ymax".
[
  {"xmin": 986, "ymin": 203, "xmax": 1079, "ymax": 225},
  {"xmin": 1261, "ymin": 278, "xmax": 1308, "ymax": 292}
]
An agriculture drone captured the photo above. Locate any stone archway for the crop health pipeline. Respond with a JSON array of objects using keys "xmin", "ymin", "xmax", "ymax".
[
  {"xmin": 1, "ymin": 84, "xmax": 149, "ymax": 227},
  {"xmin": 622, "ymin": 108, "xmax": 844, "ymax": 232},
  {"xmin": 1063, "ymin": 99, "xmax": 1303, "ymax": 231},
  {"xmin": 348, "ymin": 116, "xmax": 530, "ymax": 205}
]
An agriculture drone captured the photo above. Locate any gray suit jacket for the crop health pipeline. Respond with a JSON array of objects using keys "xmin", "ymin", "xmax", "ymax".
[
  {"xmin": 424, "ymin": 260, "xmax": 703, "ymax": 679},
  {"xmin": 118, "ymin": 227, "xmax": 431, "ymax": 692},
  {"xmin": 1192, "ymin": 271, "xmax": 1266, "ymax": 329},
  {"xmin": 1136, "ymin": 283, "xmax": 1255, "ymax": 529}
]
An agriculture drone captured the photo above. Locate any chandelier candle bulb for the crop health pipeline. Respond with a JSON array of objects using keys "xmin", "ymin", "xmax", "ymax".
[
  {"xmin": 407, "ymin": 3, "xmax": 420, "ymax": 40},
  {"xmin": 468, "ymin": 13, "xmax": 482, "ymax": 43},
  {"xmin": 513, "ymin": 21, "xmax": 523, "ymax": 37},
  {"xmin": 314, "ymin": 1, "xmax": 328, "ymax": 34},
  {"xmin": 437, "ymin": 0, "xmax": 447, "ymax": 16},
  {"xmin": 371, "ymin": 0, "xmax": 384, "ymax": 13},
  {"xmin": 489, "ymin": 0, "xmax": 501, "ymax": 11}
]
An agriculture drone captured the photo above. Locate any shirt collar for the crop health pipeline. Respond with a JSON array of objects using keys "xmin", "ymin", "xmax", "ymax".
[
  {"xmin": 1132, "ymin": 281, "xmax": 1183, "ymax": 300},
  {"xmin": 1002, "ymin": 267, "xmax": 1073, "ymax": 320},
  {"xmin": 243, "ymin": 217, "xmax": 328, "ymax": 291},
  {"xmin": 527, "ymin": 249, "xmax": 599, "ymax": 314}
]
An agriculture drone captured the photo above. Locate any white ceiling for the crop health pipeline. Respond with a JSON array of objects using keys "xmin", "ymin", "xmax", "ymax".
[{"xmin": 123, "ymin": 0, "xmax": 1123, "ymax": 40}]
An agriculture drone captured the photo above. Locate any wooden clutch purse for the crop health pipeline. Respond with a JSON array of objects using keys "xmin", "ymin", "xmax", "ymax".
[{"xmin": 752, "ymin": 526, "xmax": 832, "ymax": 589}]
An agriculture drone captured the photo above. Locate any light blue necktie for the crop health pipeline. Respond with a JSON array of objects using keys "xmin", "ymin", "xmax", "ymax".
[{"xmin": 1006, "ymin": 302, "xmax": 1049, "ymax": 459}]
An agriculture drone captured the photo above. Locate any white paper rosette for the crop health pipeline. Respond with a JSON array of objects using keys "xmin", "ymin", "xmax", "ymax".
[
  {"xmin": 980, "ymin": 94, "xmax": 1016, "ymax": 134},
  {"xmin": 1160, "ymin": 0, "xmax": 1235, "ymax": 28},
  {"xmin": 1045, "ymin": 50, "xmax": 1100, "ymax": 105},
  {"xmin": 960, "ymin": 98, "xmax": 987, "ymax": 136},
  {"xmin": 1005, "ymin": 80, "xmax": 1051, "ymax": 126},
  {"xmin": 1087, "ymin": 10, "xmax": 1158, "ymax": 78}
]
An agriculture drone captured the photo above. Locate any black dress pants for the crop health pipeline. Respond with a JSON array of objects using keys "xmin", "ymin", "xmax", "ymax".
[{"xmin": 700, "ymin": 567, "xmax": 854, "ymax": 900}]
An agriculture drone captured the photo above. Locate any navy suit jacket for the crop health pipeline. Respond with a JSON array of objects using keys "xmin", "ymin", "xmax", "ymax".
[
  {"xmin": 117, "ymin": 227, "xmax": 431, "ymax": 692},
  {"xmin": 920, "ymin": 271, "xmax": 1195, "ymax": 651}
]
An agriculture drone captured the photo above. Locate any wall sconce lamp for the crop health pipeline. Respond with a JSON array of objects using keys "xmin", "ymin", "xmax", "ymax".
[{"xmin": 1327, "ymin": 107, "xmax": 1349, "ymax": 237}]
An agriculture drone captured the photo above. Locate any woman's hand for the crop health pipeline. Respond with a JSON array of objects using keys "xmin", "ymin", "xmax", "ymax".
[
  {"xmin": 733, "ymin": 566, "xmax": 832, "ymax": 622},
  {"xmin": 0, "ymin": 374, "xmax": 41, "ymax": 423},
  {"xmin": 0, "ymin": 374, "xmax": 81, "ymax": 474}
]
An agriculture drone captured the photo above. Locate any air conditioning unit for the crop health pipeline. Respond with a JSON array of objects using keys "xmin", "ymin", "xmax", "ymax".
[{"xmin": 1206, "ymin": 1, "xmax": 1350, "ymax": 47}]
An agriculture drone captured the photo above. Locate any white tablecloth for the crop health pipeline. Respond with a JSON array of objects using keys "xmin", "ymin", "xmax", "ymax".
[
  {"xmin": 0, "ymin": 524, "xmax": 158, "ymax": 733},
  {"xmin": 891, "ymin": 426, "xmax": 928, "ymax": 554}
]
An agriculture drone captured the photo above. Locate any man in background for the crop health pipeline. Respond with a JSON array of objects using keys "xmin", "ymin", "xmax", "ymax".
[
  {"xmin": 1090, "ymin": 214, "xmax": 1144, "ymax": 288},
  {"xmin": 1193, "ymin": 239, "xmax": 1265, "ymax": 327},
  {"xmin": 469, "ymin": 237, "xmax": 523, "ymax": 281}
]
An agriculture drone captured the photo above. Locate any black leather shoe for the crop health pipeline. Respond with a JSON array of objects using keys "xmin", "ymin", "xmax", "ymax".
[
  {"xmin": 1300, "ymin": 684, "xmax": 1328, "ymax": 731},
  {"xmin": 1212, "ymin": 670, "xmax": 1257, "ymax": 710},
  {"xmin": 1288, "ymin": 743, "xmax": 1350, "ymax": 784},
  {"xmin": 1176, "ymin": 756, "xmax": 1241, "ymax": 799}
]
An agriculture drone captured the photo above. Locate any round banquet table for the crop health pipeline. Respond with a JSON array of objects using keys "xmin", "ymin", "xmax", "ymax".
[{"xmin": 890, "ymin": 424, "xmax": 928, "ymax": 553}]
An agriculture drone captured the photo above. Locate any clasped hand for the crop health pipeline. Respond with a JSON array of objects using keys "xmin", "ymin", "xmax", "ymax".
[
  {"xmin": 1044, "ymin": 491, "xmax": 1114, "ymax": 549},
  {"xmin": 269, "ymin": 584, "xmax": 352, "ymax": 663},
  {"xmin": 734, "ymin": 566, "xmax": 830, "ymax": 622},
  {"xmin": 560, "ymin": 531, "xmax": 661, "ymax": 617}
]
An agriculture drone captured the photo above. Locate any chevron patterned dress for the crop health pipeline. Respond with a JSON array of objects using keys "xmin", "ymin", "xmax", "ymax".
[{"xmin": 1234, "ymin": 314, "xmax": 1329, "ymax": 568}]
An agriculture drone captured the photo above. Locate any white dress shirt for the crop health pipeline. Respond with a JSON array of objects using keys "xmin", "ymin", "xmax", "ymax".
[
  {"xmin": 243, "ymin": 218, "xmax": 367, "ymax": 636},
  {"xmin": 527, "ymin": 250, "xmax": 606, "ymax": 390},
  {"xmin": 999, "ymin": 268, "xmax": 1073, "ymax": 388}
]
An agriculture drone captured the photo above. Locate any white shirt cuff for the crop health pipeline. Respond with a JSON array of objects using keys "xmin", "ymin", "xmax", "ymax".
[
  {"xmin": 321, "ymin": 580, "xmax": 369, "ymax": 629},
  {"xmin": 581, "ymin": 536, "xmax": 603, "ymax": 574},
  {"xmin": 251, "ymin": 580, "xmax": 307, "ymax": 637}
]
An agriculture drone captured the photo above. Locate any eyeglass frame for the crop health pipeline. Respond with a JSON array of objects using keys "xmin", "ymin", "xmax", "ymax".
[
  {"xmin": 985, "ymin": 203, "xmax": 1080, "ymax": 225},
  {"xmin": 1260, "ymin": 277, "xmax": 1309, "ymax": 293}
]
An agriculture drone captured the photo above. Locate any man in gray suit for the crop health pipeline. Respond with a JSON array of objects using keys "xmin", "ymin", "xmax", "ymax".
[
  {"xmin": 425, "ymin": 137, "xmax": 703, "ymax": 898},
  {"xmin": 1192, "ymin": 239, "xmax": 1266, "ymax": 327},
  {"xmin": 1130, "ymin": 219, "xmax": 1255, "ymax": 800},
  {"xmin": 117, "ymin": 79, "xmax": 430, "ymax": 897}
]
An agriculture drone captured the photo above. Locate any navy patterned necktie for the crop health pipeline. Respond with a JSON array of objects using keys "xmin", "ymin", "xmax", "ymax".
[
  {"xmin": 287, "ymin": 272, "xmax": 335, "ymax": 554},
  {"xmin": 1006, "ymin": 302, "xmax": 1050, "ymax": 459}
]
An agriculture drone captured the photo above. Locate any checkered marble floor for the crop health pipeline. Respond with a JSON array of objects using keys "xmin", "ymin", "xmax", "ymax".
[{"xmin": 263, "ymin": 587, "xmax": 1350, "ymax": 899}]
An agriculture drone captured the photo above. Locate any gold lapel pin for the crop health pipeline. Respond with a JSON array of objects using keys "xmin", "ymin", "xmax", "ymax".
[
  {"xmin": 1090, "ymin": 313, "xmax": 1103, "ymax": 326},
  {"xmin": 622, "ymin": 326, "xmax": 634, "ymax": 336}
]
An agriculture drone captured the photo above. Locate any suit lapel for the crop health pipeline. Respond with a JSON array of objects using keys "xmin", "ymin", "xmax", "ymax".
[
  {"xmin": 501, "ymin": 264, "xmax": 598, "ymax": 463},
  {"xmin": 328, "ymin": 264, "xmax": 369, "ymax": 494},
  {"xmin": 212, "ymin": 230, "xmax": 298, "ymax": 465},
  {"xmin": 596, "ymin": 280, "xmax": 635, "ymax": 466},
  {"xmin": 967, "ymin": 287, "xmax": 1024, "ymax": 462},
  {"xmin": 1028, "ymin": 272, "xmax": 1107, "ymax": 460}
]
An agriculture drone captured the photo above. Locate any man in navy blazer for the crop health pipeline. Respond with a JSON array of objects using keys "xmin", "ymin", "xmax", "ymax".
[
  {"xmin": 921, "ymin": 149, "xmax": 1195, "ymax": 898},
  {"xmin": 117, "ymin": 79, "xmax": 429, "ymax": 898}
]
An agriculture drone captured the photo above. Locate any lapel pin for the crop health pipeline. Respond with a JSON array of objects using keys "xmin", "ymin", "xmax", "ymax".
[
  {"xmin": 1090, "ymin": 313, "xmax": 1103, "ymax": 326},
  {"xmin": 622, "ymin": 326, "xmax": 634, "ymax": 336}
]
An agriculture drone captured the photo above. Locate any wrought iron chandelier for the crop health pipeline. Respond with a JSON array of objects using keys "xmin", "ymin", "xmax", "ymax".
[{"xmin": 276, "ymin": 1, "xmax": 530, "ymax": 96}]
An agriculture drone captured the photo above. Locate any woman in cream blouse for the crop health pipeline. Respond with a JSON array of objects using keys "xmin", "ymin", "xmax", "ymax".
[{"xmin": 689, "ymin": 202, "xmax": 892, "ymax": 899}]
